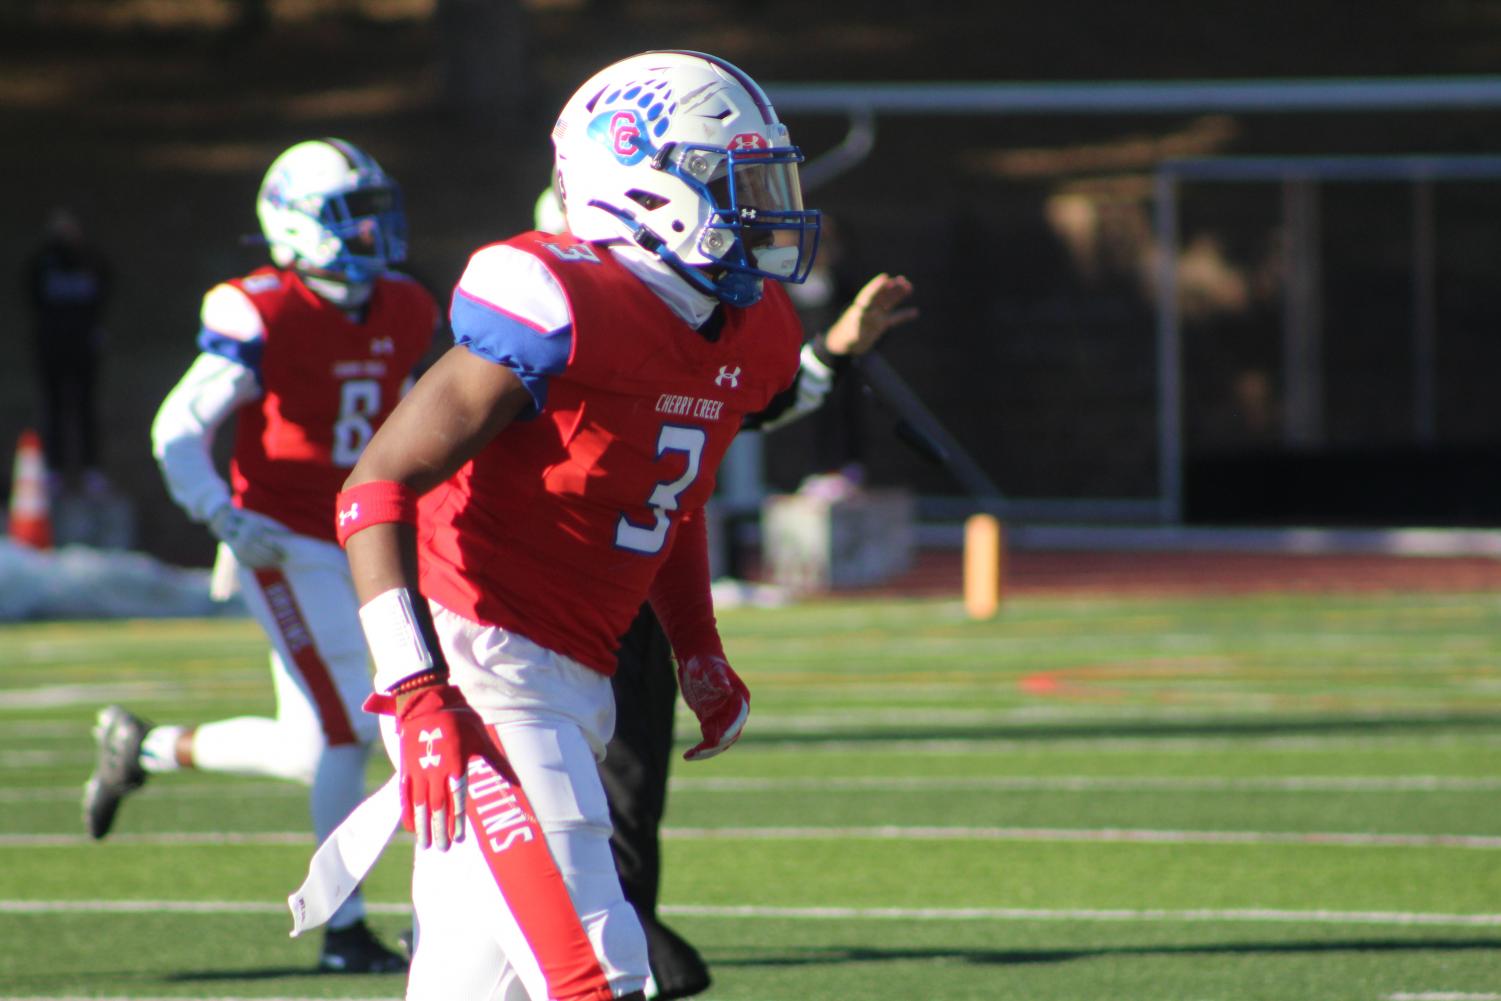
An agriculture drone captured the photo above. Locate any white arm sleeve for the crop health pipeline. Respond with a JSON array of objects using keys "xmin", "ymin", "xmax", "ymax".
[
  {"xmin": 752, "ymin": 341, "xmax": 838, "ymax": 433},
  {"xmin": 151, "ymin": 352, "xmax": 262, "ymax": 522},
  {"xmin": 152, "ymin": 283, "xmax": 267, "ymax": 522}
]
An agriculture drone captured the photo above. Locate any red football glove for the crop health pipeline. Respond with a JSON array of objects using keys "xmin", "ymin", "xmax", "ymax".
[
  {"xmin": 364, "ymin": 683, "xmax": 506, "ymax": 851},
  {"xmin": 677, "ymin": 654, "xmax": 750, "ymax": 761}
]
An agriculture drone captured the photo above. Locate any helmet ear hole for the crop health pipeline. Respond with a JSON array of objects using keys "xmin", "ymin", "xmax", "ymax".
[{"xmin": 626, "ymin": 189, "xmax": 669, "ymax": 211}]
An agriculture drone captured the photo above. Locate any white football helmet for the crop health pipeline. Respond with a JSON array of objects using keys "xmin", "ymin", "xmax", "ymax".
[
  {"xmin": 255, "ymin": 138, "xmax": 406, "ymax": 287},
  {"xmin": 551, "ymin": 50, "xmax": 820, "ymax": 307}
]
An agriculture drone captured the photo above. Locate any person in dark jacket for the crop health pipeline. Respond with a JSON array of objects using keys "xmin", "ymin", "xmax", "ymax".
[{"xmin": 23, "ymin": 207, "xmax": 112, "ymax": 495}]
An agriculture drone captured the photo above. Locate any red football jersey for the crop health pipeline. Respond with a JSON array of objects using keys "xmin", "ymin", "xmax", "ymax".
[
  {"xmin": 419, "ymin": 234, "xmax": 803, "ymax": 673},
  {"xmin": 228, "ymin": 268, "xmax": 436, "ymax": 540}
]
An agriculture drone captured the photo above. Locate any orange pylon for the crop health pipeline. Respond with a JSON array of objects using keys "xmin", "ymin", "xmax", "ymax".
[{"xmin": 8, "ymin": 429, "xmax": 53, "ymax": 549}]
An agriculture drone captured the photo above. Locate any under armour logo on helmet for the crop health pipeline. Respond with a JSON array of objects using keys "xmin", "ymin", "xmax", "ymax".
[
  {"xmin": 715, "ymin": 365, "xmax": 741, "ymax": 388},
  {"xmin": 728, "ymin": 133, "xmax": 769, "ymax": 152}
]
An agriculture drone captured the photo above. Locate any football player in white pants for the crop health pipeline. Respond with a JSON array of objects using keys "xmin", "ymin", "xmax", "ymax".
[
  {"xmin": 83, "ymin": 137, "xmax": 436, "ymax": 974},
  {"xmin": 531, "ymin": 185, "xmax": 915, "ymax": 1001},
  {"xmin": 324, "ymin": 50, "xmax": 838, "ymax": 1001},
  {"xmin": 369, "ymin": 609, "xmax": 647, "ymax": 1000}
]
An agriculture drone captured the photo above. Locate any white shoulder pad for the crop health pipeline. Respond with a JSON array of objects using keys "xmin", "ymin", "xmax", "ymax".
[
  {"xmin": 201, "ymin": 282, "xmax": 266, "ymax": 342},
  {"xmin": 457, "ymin": 244, "xmax": 570, "ymax": 334}
]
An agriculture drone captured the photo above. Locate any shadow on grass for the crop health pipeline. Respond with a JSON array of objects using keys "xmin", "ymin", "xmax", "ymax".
[
  {"xmin": 165, "ymin": 967, "xmax": 331, "ymax": 981},
  {"xmin": 713, "ymin": 936, "xmax": 1501, "ymax": 969},
  {"xmin": 33, "ymin": 938, "xmax": 1498, "ymax": 986}
]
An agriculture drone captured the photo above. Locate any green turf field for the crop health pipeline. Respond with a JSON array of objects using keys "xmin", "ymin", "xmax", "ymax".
[{"xmin": 4, "ymin": 589, "xmax": 1501, "ymax": 1000}]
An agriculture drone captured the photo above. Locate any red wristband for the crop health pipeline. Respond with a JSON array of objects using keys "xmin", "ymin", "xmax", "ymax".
[{"xmin": 335, "ymin": 480, "xmax": 418, "ymax": 546}]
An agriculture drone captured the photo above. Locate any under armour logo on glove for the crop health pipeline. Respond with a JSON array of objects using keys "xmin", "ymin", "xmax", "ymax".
[
  {"xmin": 677, "ymin": 654, "xmax": 750, "ymax": 761},
  {"xmin": 417, "ymin": 728, "xmax": 443, "ymax": 769},
  {"xmin": 362, "ymin": 685, "xmax": 508, "ymax": 851}
]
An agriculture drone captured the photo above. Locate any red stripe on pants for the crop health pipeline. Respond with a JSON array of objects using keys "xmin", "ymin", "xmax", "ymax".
[
  {"xmin": 465, "ymin": 748, "xmax": 615, "ymax": 1001},
  {"xmin": 252, "ymin": 568, "xmax": 357, "ymax": 746}
]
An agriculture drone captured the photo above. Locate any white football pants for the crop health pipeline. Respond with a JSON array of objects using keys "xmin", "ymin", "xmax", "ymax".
[
  {"xmin": 381, "ymin": 603, "xmax": 649, "ymax": 1001},
  {"xmin": 194, "ymin": 534, "xmax": 378, "ymax": 929}
]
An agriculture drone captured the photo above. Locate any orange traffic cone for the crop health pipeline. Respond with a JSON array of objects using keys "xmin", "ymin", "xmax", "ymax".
[{"xmin": 8, "ymin": 429, "xmax": 53, "ymax": 549}]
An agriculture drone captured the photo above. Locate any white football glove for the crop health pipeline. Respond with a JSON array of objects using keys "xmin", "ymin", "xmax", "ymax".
[{"xmin": 207, "ymin": 503, "xmax": 287, "ymax": 568}]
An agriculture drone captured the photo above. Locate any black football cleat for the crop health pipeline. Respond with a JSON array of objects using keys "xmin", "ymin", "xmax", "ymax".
[
  {"xmin": 83, "ymin": 705, "xmax": 150, "ymax": 840},
  {"xmin": 643, "ymin": 917, "xmax": 711, "ymax": 1000},
  {"xmin": 319, "ymin": 919, "xmax": 408, "ymax": 974}
]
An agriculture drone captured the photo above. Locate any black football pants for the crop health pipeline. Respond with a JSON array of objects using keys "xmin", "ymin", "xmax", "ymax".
[{"xmin": 603, "ymin": 604, "xmax": 711, "ymax": 997}]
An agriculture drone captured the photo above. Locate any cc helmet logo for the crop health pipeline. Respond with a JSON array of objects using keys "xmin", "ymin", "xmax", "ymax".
[
  {"xmin": 610, "ymin": 111, "xmax": 640, "ymax": 157},
  {"xmin": 590, "ymin": 108, "xmax": 655, "ymax": 165}
]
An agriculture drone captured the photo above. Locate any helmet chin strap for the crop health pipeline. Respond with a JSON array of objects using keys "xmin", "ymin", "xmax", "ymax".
[{"xmin": 586, "ymin": 199, "xmax": 764, "ymax": 307}]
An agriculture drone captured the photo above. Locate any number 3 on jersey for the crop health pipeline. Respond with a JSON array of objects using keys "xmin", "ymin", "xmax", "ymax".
[
  {"xmin": 332, "ymin": 378, "xmax": 381, "ymax": 468},
  {"xmin": 615, "ymin": 425, "xmax": 706, "ymax": 555}
]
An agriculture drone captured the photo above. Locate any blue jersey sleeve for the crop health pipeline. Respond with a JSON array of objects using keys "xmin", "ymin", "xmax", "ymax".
[
  {"xmin": 197, "ymin": 327, "xmax": 264, "ymax": 379},
  {"xmin": 450, "ymin": 290, "xmax": 573, "ymax": 419}
]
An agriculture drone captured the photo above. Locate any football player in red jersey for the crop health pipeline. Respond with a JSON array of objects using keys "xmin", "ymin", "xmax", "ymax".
[
  {"xmin": 320, "ymin": 51, "xmax": 908, "ymax": 1001},
  {"xmin": 83, "ymin": 138, "xmax": 436, "ymax": 973},
  {"xmin": 536, "ymin": 183, "xmax": 916, "ymax": 1000}
]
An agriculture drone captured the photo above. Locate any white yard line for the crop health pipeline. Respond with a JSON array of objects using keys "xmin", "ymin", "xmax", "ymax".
[
  {"xmin": 0, "ymin": 682, "xmax": 257, "ymax": 710},
  {"xmin": 1386, "ymin": 994, "xmax": 1501, "ymax": 1000},
  {"xmin": 667, "ymin": 775, "xmax": 1501, "ymax": 793},
  {"xmin": 0, "ymin": 899, "xmax": 308, "ymax": 913},
  {"xmin": 5, "ymin": 824, "xmax": 1500, "ymax": 849},
  {"xmin": 0, "ymin": 782, "xmax": 327, "ymax": 803},
  {"xmin": 666, "ymin": 904, "xmax": 1501, "ymax": 927},
  {"xmin": 0, "ymin": 997, "xmax": 398, "ymax": 1001},
  {"xmin": 11, "ymin": 725, "xmax": 1501, "ymax": 757},
  {"xmin": 741, "ymin": 733, "xmax": 1501, "ymax": 754},
  {"xmin": 660, "ymin": 825, "xmax": 1501, "ymax": 849},
  {"xmin": 12, "ymin": 773, "xmax": 1501, "ymax": 804},
  {"xmin": 4, "ymin": 899, "xmax": 1500, "ymax": 928},
  {"xmin": 0, "ymin": 832, "xmax": 315, "ymax": 846}
]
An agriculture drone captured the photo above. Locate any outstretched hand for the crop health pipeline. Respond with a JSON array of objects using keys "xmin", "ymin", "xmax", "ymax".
[{"xmin": 823, "ymin": 273, "xmax": 918, "ymax": 358}]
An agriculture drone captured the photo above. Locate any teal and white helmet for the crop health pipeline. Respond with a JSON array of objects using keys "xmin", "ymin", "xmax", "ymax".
[
  {"xmin": 551, "ymin": 50, "xmax": 820, "ymax": 306},
  {"xmin": 255, "ymin": 138, "xmax": 406, "ymax": 285}
]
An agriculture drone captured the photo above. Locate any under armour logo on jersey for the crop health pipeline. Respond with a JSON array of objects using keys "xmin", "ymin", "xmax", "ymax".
[
  {"xmin": 715, "ymin": 365, "xmax": 741, "ymax": 388},
  {"xmin": 337, "ymin": 502, "xmax": 359, "ymax": 526},
  {"xmin": 370, "ymin": 336, "xmax": 395, "ymax": 356},
  {"xmin": 418, "ymin": 728, "xmax": 443, "ymax": 769}
]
